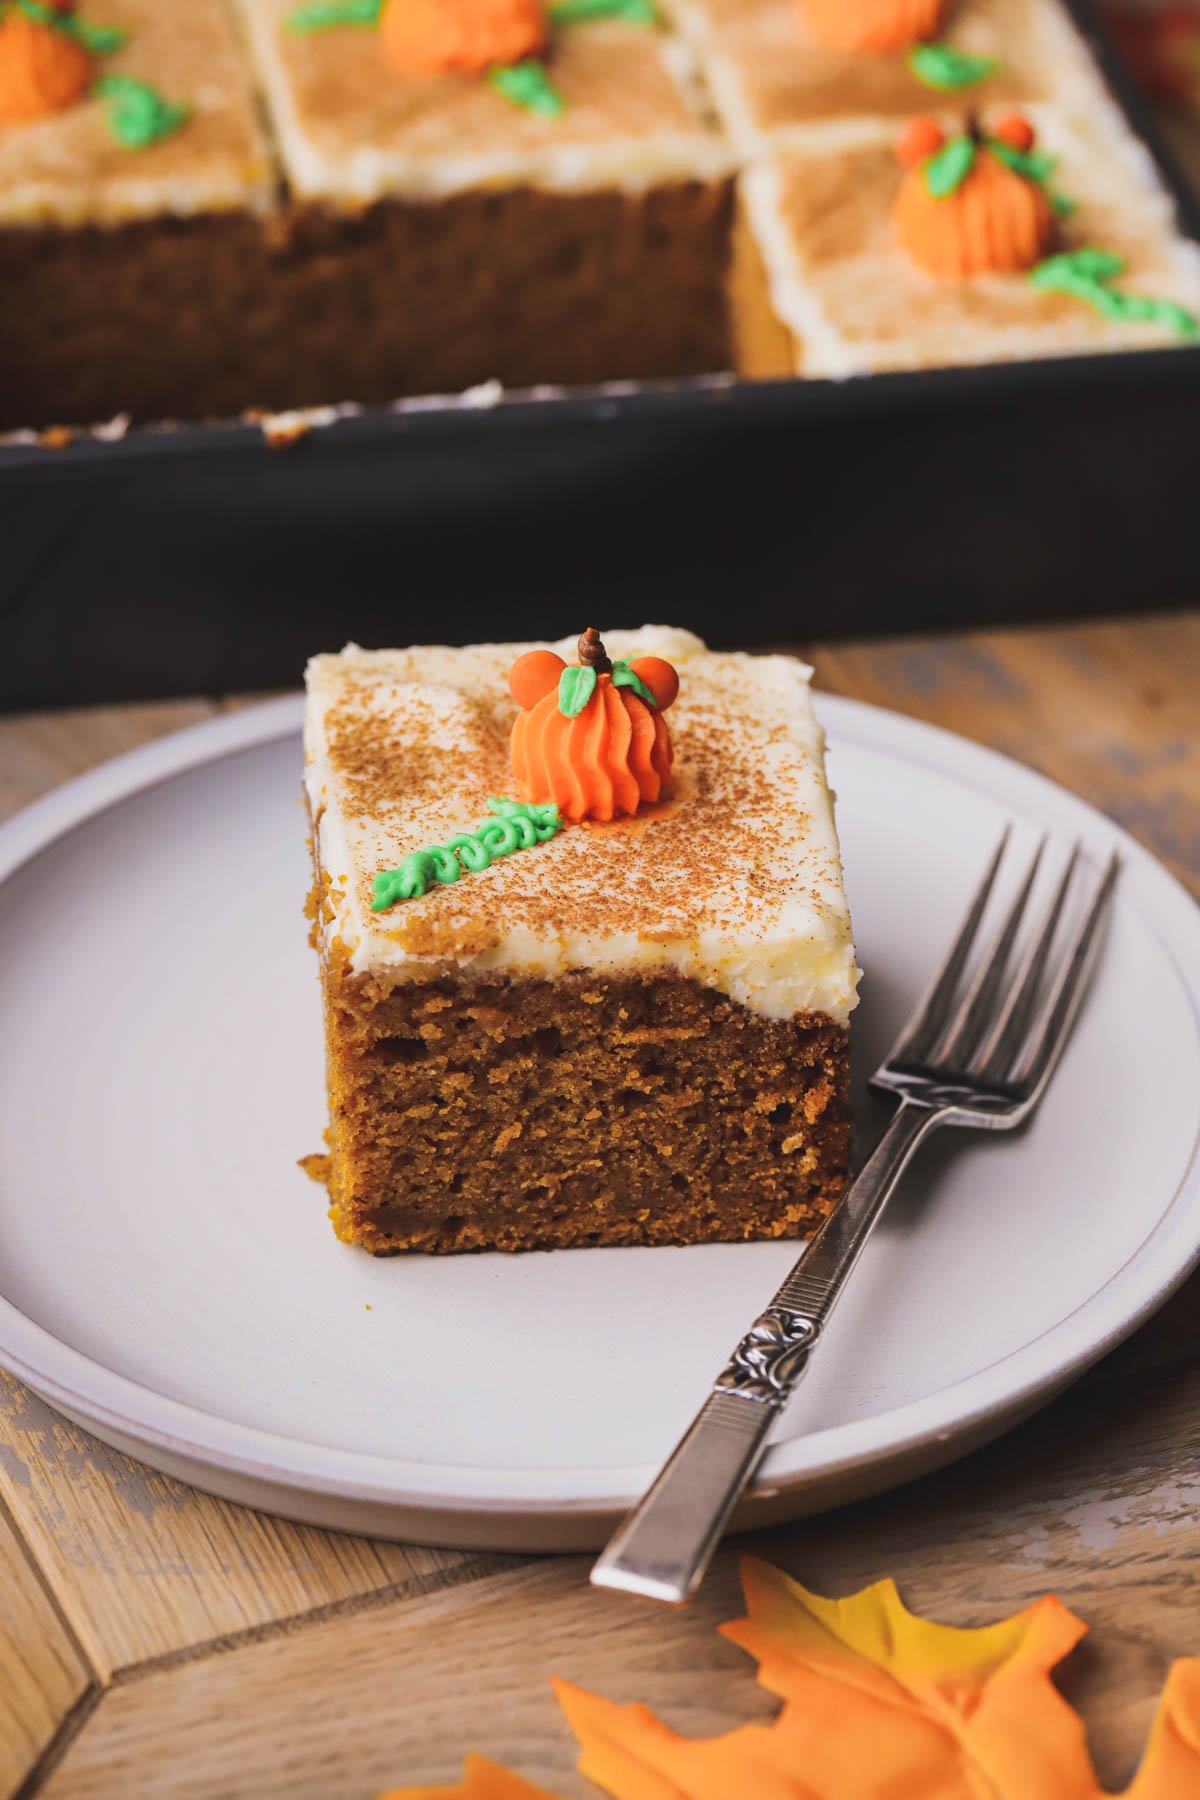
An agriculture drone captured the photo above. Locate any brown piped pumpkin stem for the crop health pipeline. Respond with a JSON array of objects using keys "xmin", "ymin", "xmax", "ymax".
[{"xmin": 577, "ymin": 627, "xmax": 612, "ymax": 674}]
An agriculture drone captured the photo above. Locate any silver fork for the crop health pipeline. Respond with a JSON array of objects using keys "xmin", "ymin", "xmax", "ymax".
[{"xmin": 591, "ymin": 830, "xmax": 1119, "ymax": 1605}]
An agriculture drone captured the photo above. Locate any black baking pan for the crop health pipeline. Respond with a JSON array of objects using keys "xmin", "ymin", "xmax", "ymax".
[{"xmin": 2, "ymin": 0, "xmax": 1198, "ymax": 714}]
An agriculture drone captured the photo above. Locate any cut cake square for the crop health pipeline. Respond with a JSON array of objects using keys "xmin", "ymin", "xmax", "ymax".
[
  {"xmin": 734, "ymin": 107, "xmax": 1200, "ymax": 376},
  {"xmin": 665, "ymin": 0, "xmax": 1099, "ymax": 153},
  {"xmin": 303, "ymin": 627, "xmax": 859, "ymax": 1255},
  {"xmin": 237, "ymin": 1, "xmax": 737, "ymax": 397},
  {"xmin": 0, "ymin": 0, "xmax": 274, "ymax": 430}
]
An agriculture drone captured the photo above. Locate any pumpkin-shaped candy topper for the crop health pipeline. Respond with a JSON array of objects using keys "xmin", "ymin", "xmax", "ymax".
[
  {"xmin": 795, "ymin": 0, "xmax": 945, "ymax": 55},
  {"xmin": 893, "ymin": 111, "xmax": 1057, "ymax": 278},
  {"xmin": 0, "ymin": 1, "xmax": 92, "ymax": 124},
  {"xmin": 380, "ymin": 0, "xmax": 547, "ymax": 77},
  {"xmin": 507, "ymin": 628, "xmax": 678, "ymax": 824}
]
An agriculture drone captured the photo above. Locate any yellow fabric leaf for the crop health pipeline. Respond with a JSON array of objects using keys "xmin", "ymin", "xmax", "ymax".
[
  {"xmin": 378, "ymin": 1751, "xmax": 563, "ymax": 1799},
  {"xmin": 721, "ymin": 1556, "xmax": 1098, "ymax": 1798}
]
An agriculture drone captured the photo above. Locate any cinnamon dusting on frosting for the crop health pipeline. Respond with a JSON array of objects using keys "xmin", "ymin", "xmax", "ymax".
[{"xmin": 304, "ymin": 630, "xmax": 860, "ymax": 1022}]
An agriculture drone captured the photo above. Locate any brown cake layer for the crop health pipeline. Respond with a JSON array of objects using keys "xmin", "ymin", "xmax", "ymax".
[
  {"xmin": 319, "ymin": 953, "xmax": 850, "ymax": 1256},
  {"xmin": 0, "ymin": 213, "xmax": 277, "ymax": 431},
  {"xmin": 1, "ymin": 178, "xmax": 732, "ymax": 430},
  {"xmin": 284, "ymin": 180, "xmax": 734, "ymax": 402}
]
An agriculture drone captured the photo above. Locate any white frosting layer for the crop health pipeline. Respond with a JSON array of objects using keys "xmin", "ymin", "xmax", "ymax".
[
  {"xmin": 238, "ymin": 0, "xmax": 732, "ymax": 205},
  {"xmin": 304, "ymin": 627, "xmax": 859, "ymax": 1024}
]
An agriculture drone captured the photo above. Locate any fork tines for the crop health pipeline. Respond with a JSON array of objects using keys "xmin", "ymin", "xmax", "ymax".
[{"xmin": 883, "ymin": 831, "xmax": 1119, "ymax": 1102}]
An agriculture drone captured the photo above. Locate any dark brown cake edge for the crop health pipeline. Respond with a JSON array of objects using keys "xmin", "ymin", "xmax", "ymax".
[{"xmin": 0, "ymin": 178, "xmax": 734, "ymax": 432}]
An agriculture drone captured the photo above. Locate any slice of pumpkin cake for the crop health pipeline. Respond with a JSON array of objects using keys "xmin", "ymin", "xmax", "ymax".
[
  {"xmin": 734, "ymin": 105, "xmax": 1200, "ymax": 377},
  {"xmin": 303, "ymin": 626, "xmax": 859, "ymax": 1255},
  {"xmin": 236, "ymin": 0, "xmax": 736, "ymax": 399}
]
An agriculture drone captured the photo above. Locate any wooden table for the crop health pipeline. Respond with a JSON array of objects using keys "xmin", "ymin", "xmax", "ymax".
[{"xmin": 2, "ymin": 613, "xmax": 1198, "ymax": 1800}]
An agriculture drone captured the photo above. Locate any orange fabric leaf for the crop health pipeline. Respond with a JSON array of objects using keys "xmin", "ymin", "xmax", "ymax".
[
  {"xmin": 1125, "ymin": 1661, "xmax": 1200, "ymax": 1797},
  {"xmin": 553, "ymin": 1681, "xmax": 822, "ymax": 1800},
  {"xmin": 378, "ymin": 1750, "xmax": 563, "ymax": 1798}
]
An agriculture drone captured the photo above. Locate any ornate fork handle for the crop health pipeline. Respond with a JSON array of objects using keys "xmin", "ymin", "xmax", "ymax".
[
  {"xmin": 713, "ymin": 1306, "xmax": 820, "ymax": 1403},
  {"xmin": 591, "ymin": 1100, "xmax": 942, "ymax": 1604}
]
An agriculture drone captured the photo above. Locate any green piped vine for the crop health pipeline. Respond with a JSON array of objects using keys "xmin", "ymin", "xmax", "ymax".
[
  {"xmin": 1029, "ymin": 249, "xmax": 1199, "ymax": 338},
  {"xmin": 371, "ymin": 798, "xmax": 563, "ymax": 910}
]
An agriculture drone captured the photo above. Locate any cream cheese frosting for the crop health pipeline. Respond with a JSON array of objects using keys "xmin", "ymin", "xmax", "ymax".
[
  {"xmin": 304, "ymin": 627, "xmax": 860, "ymax": 1024},
  {"xmin": 237, "ymin": 0, "xmax": 732, "ymax": 204}
]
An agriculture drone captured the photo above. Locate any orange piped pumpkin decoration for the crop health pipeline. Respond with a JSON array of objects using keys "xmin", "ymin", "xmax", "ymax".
[
  {"xmin": 379, "ymin": 0, "xmax": 547, "ymax": 77},
  {"xmin": 508, "ymin": 628, "xmax": 677, "ymax": 825},
  {"xmin": 893, "ymin": 112, "xmax": 1056, "ymax": 279},
  {"xmin": 0, "ymin": 5, "xmax": 92, "ymax": 125},
  {"xmin": 795, "ymin": 0, "xmax": 945, "ymax": 55}
]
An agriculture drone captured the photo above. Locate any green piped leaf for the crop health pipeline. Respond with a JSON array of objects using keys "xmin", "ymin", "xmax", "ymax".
[
  {"xmin": 986, "ymin": 138, "xmax": 1055, "ymax": 183},
  {"xmin": 923, "ymin": 134, "xmax": 975, "ymax": 199},
  {"xmin": 986, "ymin": 136, "xmax": 1075, "ymax": 216},
  {"xmin": 558, "ymin": 664, "xmax": 598, "ymax": 716},
  {"xmin": 1029, "ymin": 248, "xmax": 1199, "ymax": 337},
  {"xmin": 549, "ymin": 0, "xmax": 658, "ymax": 24},
  {"xmin": 286, "ymin": 0, "xmax": 382, "ymax": 31},
  {"xmin": 94, "ymin": 74, "xmax": 188, "ymax": 148},
  {"xmin": 611, "ymin": 660, "xmax": 656, "ymax": 706},
  {"xmin": 68, "ymin": 16, "xmax": 125, "ymax": 52},
  {"xmin": 488, "ymin": 58, "xmax": 565, "ymax": 116},
  {"xmin": 907, "ymin": 42, "xmax": 997, "ymax": 91}
]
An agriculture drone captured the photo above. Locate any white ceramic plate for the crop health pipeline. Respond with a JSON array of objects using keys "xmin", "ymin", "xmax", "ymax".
[{"xmin": 1, "ymin": 694, "xmax": 1198, "ymax": 1552}]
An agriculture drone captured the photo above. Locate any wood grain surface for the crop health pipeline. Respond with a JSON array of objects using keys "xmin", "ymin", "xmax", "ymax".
[{"xmin": 0, "ymin": 613, "xmax": 1197, "ymax": 1800}]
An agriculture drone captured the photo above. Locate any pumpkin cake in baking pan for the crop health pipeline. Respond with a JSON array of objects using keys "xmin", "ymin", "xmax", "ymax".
[
  {"xmin": 733, "ymin": 105, "xmax": 1200, "ymax": 377},
  {"xmin": 235, "ymin": 0, "xmax": 736, "ymax": 401},
  {"xmin": 303, "ymin": 627, "xmax": 859, "ymax": 1255},
  {"xmin": 4, "ymin": 0, "xmax": 1197, "ymax": 430},
  {"xmin": 0, "ymin": 0, "xmax": 274, "ymax": 431}
]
